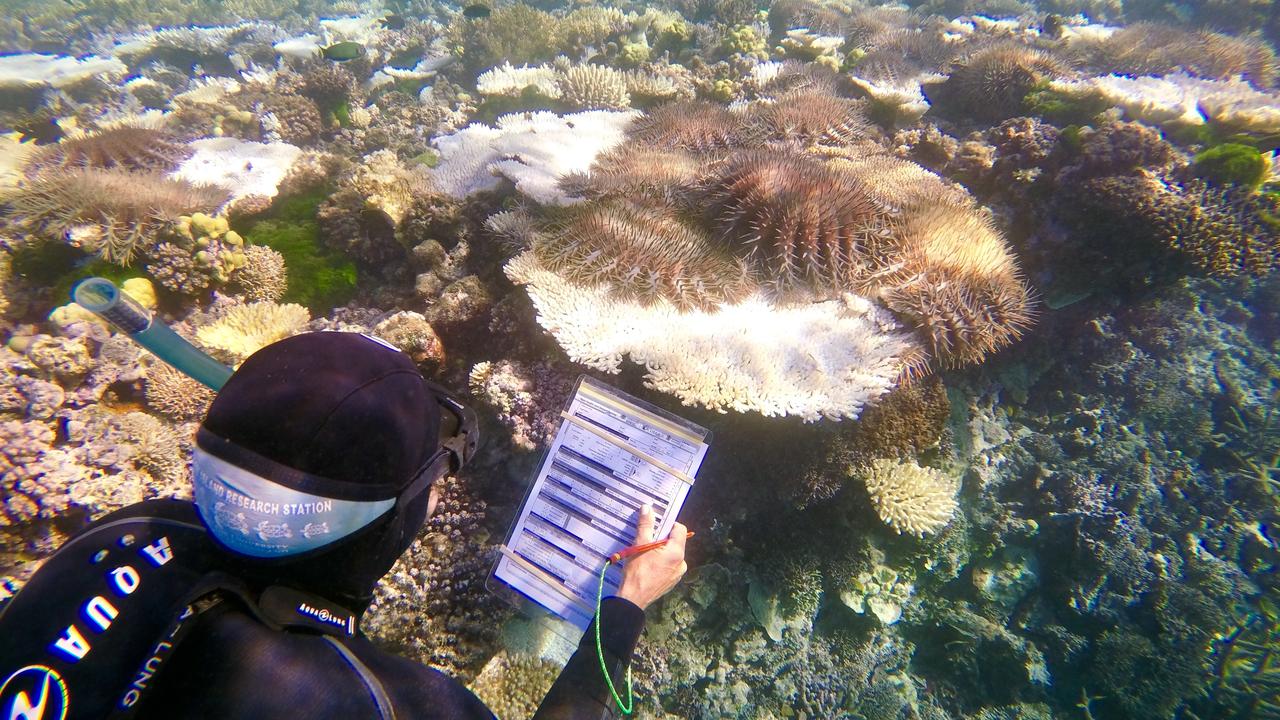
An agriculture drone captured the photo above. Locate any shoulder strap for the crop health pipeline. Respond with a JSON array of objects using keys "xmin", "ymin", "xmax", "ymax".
[{"xmin": 0, "ymin": 500, "xmax": 228, "ymax": 720}]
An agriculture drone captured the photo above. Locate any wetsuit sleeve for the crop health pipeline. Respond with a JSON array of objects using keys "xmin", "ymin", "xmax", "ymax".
[{"xmin": 532, "ymin": 597, "xmax": 646, "ymax": 720}]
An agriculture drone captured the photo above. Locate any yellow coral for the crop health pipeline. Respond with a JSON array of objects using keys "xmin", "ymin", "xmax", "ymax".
[
  {"xmin": 196, "ymin": 301, "xmax": 310, "ymax": 362},
  {"xmin": 860, "ymin": 458, "xmax": 957, "ymax": 537},
  {"xmin": 121, "ymin": 277, "xmax": 158, "ymax": 309}
]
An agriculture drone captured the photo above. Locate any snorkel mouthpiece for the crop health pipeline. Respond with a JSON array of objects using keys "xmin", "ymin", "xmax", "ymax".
[{"xmin": 73, "ymin": 277, "xmax": 234, "ymax": 390}]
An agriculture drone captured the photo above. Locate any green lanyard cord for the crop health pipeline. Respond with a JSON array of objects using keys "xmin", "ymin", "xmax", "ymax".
[{"xmin": 595, "ymin": 559, "xmax": 634, "ymax": 715}]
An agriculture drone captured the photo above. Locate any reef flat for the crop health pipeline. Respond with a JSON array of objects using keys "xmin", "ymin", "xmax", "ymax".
[{"xmin": 0, "ymin": 0, "xmax": 1278, "ymax": 717}]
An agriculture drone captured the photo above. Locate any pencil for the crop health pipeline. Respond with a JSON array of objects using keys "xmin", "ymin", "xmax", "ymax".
[{"xmin": 609, "ymin": 531, "xmax": 695, "ymax": 564}]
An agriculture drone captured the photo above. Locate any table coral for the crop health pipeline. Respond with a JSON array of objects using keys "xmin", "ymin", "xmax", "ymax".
[
  {"xmin": 504, "ymin": 251, "xmax": 919, "ymax": 421},
  {"xmin": 429, "ymin": 110, "xmax": 638, "ymax": 205},
  {"xmin": 169, "ymin": 137, "xmax": 302, "ymax": 204}
]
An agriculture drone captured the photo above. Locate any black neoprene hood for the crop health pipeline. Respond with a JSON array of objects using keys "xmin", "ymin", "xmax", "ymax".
[{"xmin": 199, "ymin": 331, "xmax": 441, "ymax": 497}]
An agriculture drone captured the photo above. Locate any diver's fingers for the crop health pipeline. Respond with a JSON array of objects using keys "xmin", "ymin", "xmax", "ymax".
[
  {"xmin": 636, "ymin": 503, "xmax": 655, "ymax": 543},
  {"xmin": 668, "ymin": 521, "xmax": 688, "ymax": 552}
]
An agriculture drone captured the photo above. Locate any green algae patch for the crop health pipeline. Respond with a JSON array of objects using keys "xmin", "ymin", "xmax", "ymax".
[
  {"xmin": 236, "ymin": 189, "xmax": 357, "ymax": 313},
  {"xmin": 10, "ymin": 242, "xmax": 133, "ymax": 305},
  {"xmin": 1193, "ymin": 142, "xmax": 1271, "ymax": 190},
  {"xmin": 1023, "ymin": 81, "xmax": 1108, "ymax": 126}
]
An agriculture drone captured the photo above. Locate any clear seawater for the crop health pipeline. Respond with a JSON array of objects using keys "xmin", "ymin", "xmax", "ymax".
[{"xmin": 0, "ymin": 1, "xmax": 1277, "ymax": 718}]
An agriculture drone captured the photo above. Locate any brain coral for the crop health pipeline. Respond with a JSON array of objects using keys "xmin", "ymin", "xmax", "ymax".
[
  {"xmin": 8, "ymin": 169, "xmax": 230, "ymax": 264},
  {"xmin": 534, "ymin": 201, "xmax": 756, "ymax": 311},
  {"xmin": 860, "ymin": 457, "xmax": 958, "ymax": 537},
  {"xmin": 705, "ymin": 149, "xmax": 896, "ymax": 291}
]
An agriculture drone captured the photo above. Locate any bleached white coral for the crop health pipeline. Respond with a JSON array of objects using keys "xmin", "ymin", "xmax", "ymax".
[
  {"xmin": 320, "ymin": 15, "xmax": 387, "ymax": 46},
  {"xmin": 0, "ymin": 53, "xmax": 127, "ymax": 90},
  {"xmin": 170, "ymin": 138, "xmax": 302, "ymax": 203},
  {"xmin": 838, "ymin": 565, "xmax": 914, "ymax": 625},
  {"xmin": 1050, "ymin": 72, "xmax": 1280, "ymax": 132},
  {"xmin": 861, "ymin": 458, "xmax": 958, "ymax": 537},
  {"xmin": 849, "ymin": 72, "xmax": 944, "ymax": 125},
  {"xmin": 504, "ymin": 252, "xmax": 918, "ymax": 420},
  {"xmin": 112, "ymin": 23, "xmax": 270, "ymax": 57},
  {"xmin": 430, "ymin": 110, "xmax": 639, "ymax": 205},
  {"xmin": 172, "ymin": 77, "xmax": 242, "ymax": 106},
  {"xmin": 746, "ymin": 61, "xmax": 785, "ymax": 92},
  {"xmin": 274, "ymin": 34, "xmax": 323, "ymax": 60},
  {"xmin": 476, "ymin": 63, "xmax": 562, "ymax": 98}
]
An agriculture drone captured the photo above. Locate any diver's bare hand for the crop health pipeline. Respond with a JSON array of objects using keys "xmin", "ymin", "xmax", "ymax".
[{"xmin": 615, "ymin": 504, "xmax": 687, "ymax": 611}]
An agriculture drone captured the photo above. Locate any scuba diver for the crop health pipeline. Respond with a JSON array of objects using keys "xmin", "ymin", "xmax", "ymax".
[{"xmin": 0, "ymin": 331, "xmax": 688, "ymax": 719}]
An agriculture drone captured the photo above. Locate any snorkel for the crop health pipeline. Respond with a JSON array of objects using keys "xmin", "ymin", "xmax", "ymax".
[{"xmin": 72, "ymin": 277, "xmax": 234, "ymax": 390}]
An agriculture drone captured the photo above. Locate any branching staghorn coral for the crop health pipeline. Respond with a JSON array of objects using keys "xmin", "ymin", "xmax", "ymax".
[
  {"xmin": 557, "ymin": 63, "xmax": 631, "ymax": 110},
  {"xmin": 705, "ymin": 149, "xmax": 896, "ymax": 291},
  {"xmin": 23, "ymin": 125, "xmax": 191, "ymax": 176},
  {"xmin": 859, "ymin": 457, "xmax": 958, "ymax": 537},
  {"xmin": 7, "ymin": 168, "xmax": 230, "ymax": 264},
  {"xmin": 534, "ymin": 201, "xmax": 756, "ymax": 311}
]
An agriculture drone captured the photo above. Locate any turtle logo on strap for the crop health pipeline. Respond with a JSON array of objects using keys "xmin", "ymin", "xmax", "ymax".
[{"xmin": 255, "ymin": 521, "xmax": 293, "ymax": 541}]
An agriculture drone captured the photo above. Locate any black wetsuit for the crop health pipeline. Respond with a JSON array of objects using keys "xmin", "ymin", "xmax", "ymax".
[
  {"xmin": 133, "ymin": 596, "xmax": 645, "ymax": 719},
  {"xmin": 0, "ymin": 499, "xmax": 645, "ymax": 720}
]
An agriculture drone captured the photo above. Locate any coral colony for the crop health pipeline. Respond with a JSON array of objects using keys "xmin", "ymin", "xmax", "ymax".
[{"xmin": 1, "ymin": 0, "xmax": 1279, "ymax": 717}]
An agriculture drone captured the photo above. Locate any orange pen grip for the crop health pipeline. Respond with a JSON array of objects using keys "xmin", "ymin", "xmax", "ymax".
[{"xmin": 609, "ymin": 531, "xmax": 695, "ymax": 564}]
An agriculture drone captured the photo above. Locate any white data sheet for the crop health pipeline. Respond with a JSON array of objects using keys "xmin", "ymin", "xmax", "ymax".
[{"xmin": 490, "ymin": 376, "xmax": 709, "ymax": 630}]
